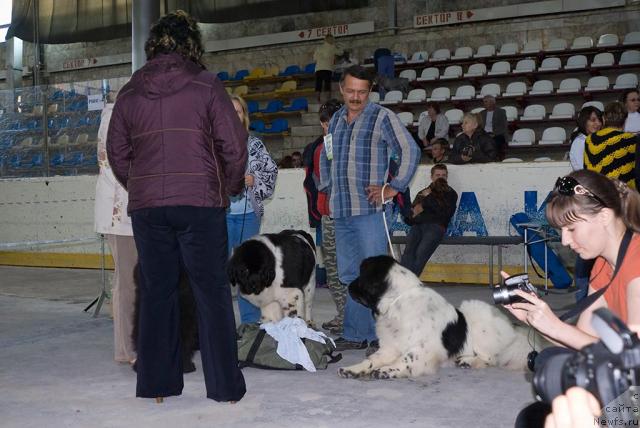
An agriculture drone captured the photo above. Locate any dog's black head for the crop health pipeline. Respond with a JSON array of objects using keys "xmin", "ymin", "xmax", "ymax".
[
  {"xmin": 348, "ymin": 255, "xmax": 396, "ymax": 317},
  {"xmin": 228, "ymin": 240, "xmax": 276, "ymax": 295}
]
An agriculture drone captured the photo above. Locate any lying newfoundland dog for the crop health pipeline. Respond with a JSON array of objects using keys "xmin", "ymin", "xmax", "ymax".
[
  {"xmin": 228, "ymin": 229, "xmax": 316, "ymax": 323},
  {"xmin": 338, "ymin": 255, "xmax": 544, "ymax": 379}
]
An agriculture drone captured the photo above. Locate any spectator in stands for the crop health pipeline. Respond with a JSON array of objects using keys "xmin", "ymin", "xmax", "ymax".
[
  {"xmin": 313, "ymin": 35, "xmax": 339, "ymax": 103},
  {"xmin": 303, "ymin": 99, "xmax": 345, "ymax": 334},
  {"xmin": 373, "ymin": 48, "xmax": 394, "ymax": 98},
  {"xmin": 228, "ymin": 94, "xmax": 278, "ymax": 323},
  {"xmin": 94, "ymin": 94, "xmax": 138, "ymax": 366},
  {"xmin": 107, "ymin": 10, "xmax": 246, "ymax": 403},
  {"xmin": 319, "ymin": 65, "xmax": 420, "ymax": 352},
  {"xmin": 480, "ymin": 95, "xmax": 508, "ymax": 161},
  {"xmin": 449, "ymin": 113, "xmax": 497, "ymax": 164},
  {"xmin": 569, "ymin": 106, "xmax": 603, "ymax": 171},
  {"xmin": 279, "ymin": 155, "xmax": 293, "ymax": 168},
  {"xmin": 400, "ymin": 164, "xmax": 457, "ymax": 276},
  {"xmin": 622, "ymin": 88, "xmax": 640, "ymax": 134},
  {"xmin": 333, "ymin": 50, "xmax": 358, "ymax": 81},
  {"xmin": 417, "ymin": 102, "xmax": 449, "ymax": 150},
  {"xmin": 291, "ymin": 151, "xmax": 303, "ymax": 168},
  {"xmin": 429, "ymin": 138, "xmax": 449, "ymax": 164}
]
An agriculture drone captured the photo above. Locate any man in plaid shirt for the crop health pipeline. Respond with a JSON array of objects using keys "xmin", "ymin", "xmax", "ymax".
[{"xmin": 319, "ymin": 65, "xmax": 420, "ymax": 352}]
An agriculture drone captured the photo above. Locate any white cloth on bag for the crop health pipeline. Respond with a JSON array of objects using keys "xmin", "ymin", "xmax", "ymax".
[{"xmin": 260, "ymin": 317, "xmax": 335, "ymax": 372}]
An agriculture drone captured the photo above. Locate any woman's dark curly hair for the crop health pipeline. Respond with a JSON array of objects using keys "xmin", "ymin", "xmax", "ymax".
[{"xmin": 144, "ymin": 10, "xmax": 205, "ymax": 68}]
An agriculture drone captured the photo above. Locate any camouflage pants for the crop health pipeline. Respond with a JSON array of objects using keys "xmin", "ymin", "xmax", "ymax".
[{"xmin": 321, "ymin": 215, "xmax": 345, "ymax": 323}]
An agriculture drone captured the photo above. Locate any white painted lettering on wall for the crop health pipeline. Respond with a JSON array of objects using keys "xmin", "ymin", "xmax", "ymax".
[
  {"xmin": 297, "ymin": 24, "xmax": 350, "ymax": 39},
  {"xmin": 62, "ymin": 58, "xmax": 98, "ymax": 71},
  {"xmin": 414, "ymin": 10, "xmax": 474, "ymax": 28}
]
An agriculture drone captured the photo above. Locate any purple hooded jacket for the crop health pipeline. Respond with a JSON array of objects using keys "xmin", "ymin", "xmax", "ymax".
[{"xmin": 107, "ymin": 53, "xmax": 248, "ymax": 213}]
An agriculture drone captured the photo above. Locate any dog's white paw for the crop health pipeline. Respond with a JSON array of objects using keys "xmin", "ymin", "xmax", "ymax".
[{"xmin": 338, "ymin": 367, "xmax": 366, "ymax": 379}]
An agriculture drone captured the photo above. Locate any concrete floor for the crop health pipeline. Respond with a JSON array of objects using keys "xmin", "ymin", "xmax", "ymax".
[{"xmin": 0, "ymin": 265, "xmax": 576, "ymax": 428}]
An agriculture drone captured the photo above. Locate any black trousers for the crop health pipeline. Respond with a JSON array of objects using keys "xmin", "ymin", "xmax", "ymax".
[
  {"xmin": 315, "ymin": 70, "xmax": 332, "ymax": 92},
  {"xmin": 131, "ymin": 206, "xmax": 246, "ymax": 402}
]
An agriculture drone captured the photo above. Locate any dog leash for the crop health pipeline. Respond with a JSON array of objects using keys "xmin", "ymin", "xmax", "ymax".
[{"xmin": 381, "ymin": 182, "xmax": 396, "ymax": 259}]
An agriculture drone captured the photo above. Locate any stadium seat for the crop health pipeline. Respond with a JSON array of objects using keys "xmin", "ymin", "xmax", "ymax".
[
  {"xmin": 564, "ymin": 55, "xmax": 588, "ymax": 70},
  {"xmin": 464, "ymin": 63, "xmax": 486, "ymax": 77},
  {"xmin": 408, "ymin": 51, "xmax": 428, "ymax": 63},
  {"xmin": 451, "ymin": 85, "xmax": 476, "ymax": 100},
  {"xmin": 56, "ymin": 134, "xmax": 70, "ymax": 145},
  {"xmin": 623, "ymin": 31, "xmax": 640, "ymax": 46},
  {"xmin": 427, "ymin": 87, "xmax": 450, "ymax": 102},
  {"xmin": 549, "ymin": 103, "xmax": 575, "ymax": 119},
  {"xmin": 474, "ymin": 44, "xmax": 496, "ymax": 58},
  {"xmin": 280, "ymin": 65, "xmax": 301, "ymax": 76},
  {"xmin": 502, "ymin": 158, "xmax": 524, "ymax": 162},
  {"xmin": 444, "ymin": 109, "xmax": 464, "ymax": 125},
  {"xmin": 232, "ymin": 69, "xmax": 249, "ymax": 80},
  {"xmin": 477, "ymin": 83, "xmax": 501, "ymax": 99},
  {"xmin": 497, "ymin": 42, "xmax": 519, "ymax": 56},
  {"xmin": 451, "ymin": 46, "xmax": 473, "ymax": 60},
  {"xmin": 31, "ymin": 105, "xmax": 43, "ymax": 116},
  {"xmin": 529, "ymin": 80, "xmax": 554, "ymax": 95},
  {"xmin": 49, "ymin": 153, "xmax": 64, "ymax": 167},
  {"xmin": 470, "ymin": 107, "xmax": 484, "ymax": 114},
  {"xmin": 513, "ymin": 59, "xmax": 536, "ymax": 74},
  {"xmin": 584, "ymin": 76, "xmax": 610, "ymax": 92},
  {"xmin": 619, "ymin": 50, "xmax": 640, "ymax": 65},
  {"xmin": 431, "ymin": 48, "xmax": 451, "ymax": 61},
  {"xmin": 245, "ymin": 67, "xmax": 265, "ymax": 79},
  {"xmin": 570, "ymin": 36, "xmax": 593, "ymax": 50},
  {"xmin": 397, "ymin": 112, "xmax": 414, "ymax": 126},
  {"xmin": 249, "ymin": 120, "xmax": 266, "ymax": 133},
  {"xmin": 522, "ymin": 40, "xmax": 542, "ymax": 54},
  {"xmin": 275, "ymin": 80, "xmax": 297, "ymax": 93},
  {"xmin": 379, "ymin": 90, "xmax": 404, "ymax": 105},
  {"xmin": 216, "ymin": 71, "xmax": 229, "ymax": 81},
  {"xmin": 417, "ymin": 67, "xmax": 440, "ymax": 81},
  {"xmin": 520, "ymin": 104, "xmax": 546, "ymax": 121},
  {"xmin": 441, "ymin": 65, "xmax": 463, "ymax": 79},
  {"xmin": 399, "ymin": 69, "xmax": 417, "ymax": 81},
  {"xmin": 74, "ymin": 133, "xmax": 89, "ymax": 145},
  {"xmin": 582, "ymin": 101, "xmax": 605, "ymax": 111},
  {"xmin": 539, "ymin": 127, "xmax": 567, "ymax": 145},
  {"xmin": 534, "ymin": 157, "xmax": 553, "ymax": 162},
  {"xmin": 502, "ymin": 81, "xmax": 527, "ymax": 97},
  {"xmin": 557, "ymin": 78, "xmax": 582, "ymax": 94},
  {"xmin": 47, "ymin": 104, "xmax": 59, "ymax": 114},
  {"xmin": 304, "ymin": 63, "xmax": 316, "ymax": 74},
  {"xmin": 264, "ymin": 65, "xmax": 280, "ymax": 77},
  {"xmin": 547, "ymin": 38, "xmax": 568, "ymax": 52},
  {"xmin": 539, "ymin": 57, "xmax": 561, "ymax": 71},
  {"xmin": 259, "ymin": 100, "xmax": 284, "ymax": 114},
  {"xmin": 503, "ymin": 106, "xmax": 519, "ymax": 122},
  {"xmin": 613, "ymin": 73, "xmax": 639, "ymax": 90},
  {"xmin": 233, "ymin": 85, "xmax": 249, "ymax": 96},
  {"xmin": 369, "ymin": 92, "xmax": 380, "ymax": 103},
  {"xmin": 264, "ymin": 118, "xmax": 289, "ymax": 134},
  {"xmin": 510, "ymin": 128, "xmax": 535, "ymax": 146},
  {"xmin": 597, "ymin": 34, "xmax": 619, "ymax": 48},
  {"xmin": 592, "ymin": 52, "xmax": 615, "ymax": 68},
  {"xmin": 487, "ymin": 61, "xmax": 510, "ymax": 76},
  {"xmin": 403, "ymin": 89, "xmax": 427, "ymax": 104},
  {"xmin": 247, "ymin": 100, "xmax": 260, "ymax": 114},
  {"xmin": 282, "ymin": 98, "xmax": 308, "ymax": 112}
]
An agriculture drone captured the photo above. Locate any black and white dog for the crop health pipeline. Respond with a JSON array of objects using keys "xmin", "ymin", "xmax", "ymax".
[
  {"xmin": 338, "ymin": 255, "xmax": 544, "ymax": 379},
  {"xmin": 228, "ymin": 229, "xmax": 316, "ymax": 323}
]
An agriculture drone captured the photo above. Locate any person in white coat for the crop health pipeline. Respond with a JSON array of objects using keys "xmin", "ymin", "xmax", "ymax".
[
  {"xmin": 94, "ymin": 98, "xmax": 138, "ymax": 364},
  {"xmin": 417, "ymin": 102, "xmax": 449, "ymax": 149}
]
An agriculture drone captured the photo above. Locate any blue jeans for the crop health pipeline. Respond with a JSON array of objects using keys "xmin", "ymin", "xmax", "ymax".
[
  {"xmin": 400, "ymin": 223, "xmax": 445, "ymax": 276},
  {"xmin": 226, "ymin": 212, "xmax": 261, "ymax": 323},
  {"xmin": 334, "ymin": 212, "xmax": 388, "ymax": 342}
]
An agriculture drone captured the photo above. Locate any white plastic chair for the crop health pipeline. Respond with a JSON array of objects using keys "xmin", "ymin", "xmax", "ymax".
[
  {"xmin": 510, "ymin": 128, "xmax": 535, "ymax": 146},
  {"xmin": 522, "ymin": 40, "xmax": 542, "ymax": 54},
  {"xmin": 529, "ymin": 80, "xmax": 554, "ymax": 95},
  {"xmin": 549, "ymin": 103, "xmax": 575, "ymax": 119},
  {"xmin": 368, "ymin": 92, "xmax": 380, "ymax": 103},
  {"xmin": 487, "ymin": 61, "xmax": 511, "ymax": 76},
  {"xmin": 403, "ymin": 89, "xmax": 427, "ymax": 104},
  {"xmin": 503, "ymin": 106, "xmax": 518, "ymax": 122},
  {"xmin": 597, "ymin": 34, "xmax": 619, "ymax": 48},
  {"xmin": 399, "ymin": 69, "xmax": 417, "ymax": 81},
  {"xmin": 470, "ymin": 107, "xmax": 485, "ymax": 114},
  {"xmin": 379, "ymin": 90, "xmax": 404, "ymax": 105},
  {"xmin": 520, "ymin": 104, "xmax": 546, "ymax": 121},
  {"xmin": 534, "ymin": 157, "xmax": 553, "ymax": 162},
  {"xmin": 474, "ymin": 44, "xmax": 496, "ymax": 58},
  {"xmin": 547, "ymin": 38, "xmax": 568, "ymax": 52},
  {"xmin": 464, "ymin": 63, "xmax": 487, "ymax": 77},
  {"xmin": 582, "ymin": 101, "xmax": 604, "ymax": 111},
  {"xmin": 564, "ymin": 55, "xmax": 588, "ymax": 70},
  {"xmin": 592, "ymin": 53, "xmax": 615, "ymax": 68},
  {"xmin": 427, "ymin": 87, "xmax": 451, "ymax": 102},
  {"xmin": 476, "ymin": 83, "xmax": 501, "ymax": 99},
  {"xmin": 570, "ymin": 36, "xmax": 593, "ymax": 50},
  {"xmin": 539, "ymin": 57, "xmax": 561, "ymax": 71},
  {"xmin": 431, "ymin": 48, "xmax": 451, "ymax": 62},
  {"xmin": 444, "ymin": 109, "xmax": 464, "ymax": 125},
  {"xmin": 613, "ymin": 73, "xmax": 639, "ymax": 90},
  {"xmin": 557, "ymin": 78, "xmax": 582, "ymax": 94},
  {"xmin": 451, "ymin": 85, "xmax": 476, "ymax": 100},
  {"xmin": 397, "ymin": 112, "xmax": 414, "ymax": 127},
  {"xmin": 513, "ymin": 59, "xmax": 536, "ymax": 74},
  {"xmin": 451, "ymin": 46, "xmax": 473, "ymax": 60},
  {"xmin": 619, "ymin": 50, "xmax": 640, "ymax": 65},
  {"xmin": 503, "ymin": 157, "xmax": 524, "ymax": 162},
  {"xmin": 584, "ymin": 76, "xmax": 610, "ymax": 92},
  {"xmin": 502, "ymin": 81, "xmax": 527, "ymax": 97},
  {"xmin": 417, "ymin": 67, "xmax": 439, "ymax": 81},
  {"xmin": 498, "ymin": 43, "xmax": 519, "ymax": 56},
  {"xmin": 408, "ymin": 51, "xmax": 429, "ymax": 64},
  {"xmin": 623, "ymin": 32, "xmax": 640, "ymax": 46},
  {"xmin": 441, "ymin": 65, "xmax": 463, "ymax": 79},
  {"xmin": 539, "ymin": 127, "xmax": 567, "ymax": 145}
]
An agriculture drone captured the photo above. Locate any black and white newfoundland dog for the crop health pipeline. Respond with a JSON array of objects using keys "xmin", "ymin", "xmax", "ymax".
[
  {"xmin": 228, "ymin": 229, "xmax": 316, "ymax": 323},
  {"xmin": 338, "ymin": 255, "xmax": 544, "ymax": 379}
]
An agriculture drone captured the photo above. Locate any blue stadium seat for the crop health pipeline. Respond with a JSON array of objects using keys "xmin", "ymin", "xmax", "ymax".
[
  {"xmin": 217, "ymin": 71, "xmax": 230, "ymax": 81},
  {"xmin": 259, "ymin": 100, "xmax": 284, "ymax": 114},
  {"xmin": 282, "ymin": 97, "xmax": 308, "ymax": 112},
  {"xmin": 249, "ymin": 120, "xmax": 266, "ymax": 133},
  {"xmin": 63, "ymin": 151, "xmax": 84, "ymax": 166},
  {"xmin": 247, "ymin": 101, "xmax": 260, "ymax": 114},
  {"xmin": 231, "ymin": 69, "xmax": 249, "ymax": 80},
  {"xmin": 50, "ymin": 153, "xmax": 64, "ymax": 166},
  {"xmin": 29, "ymin": 153, "xmax": 44, "ymax": 167},
  {"xmin": 264, "ymin": 118, "xmax": 289, "ymax": 134},
  {"xmin": 9, "ymin": 154, "xmax": 21, "ymax": 168},
  {"xmin": 279, "ymin": 65, "xmax": 301, "ymax": 76},
  {"xmin": 304, "ymin": 63, "xmax": 316, "ymax": 74}
]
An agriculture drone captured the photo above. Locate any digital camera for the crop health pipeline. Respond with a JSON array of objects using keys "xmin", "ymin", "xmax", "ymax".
[{"xmin": 492, "ymin": 273, "xmax": 538, "ymax": 305}]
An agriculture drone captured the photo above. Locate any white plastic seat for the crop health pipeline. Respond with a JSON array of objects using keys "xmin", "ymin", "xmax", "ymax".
[
  {"xmin": 427, "ymin": 87, "xmax": 450, "ymax": 102},
  {"xmin": 520, "ymin": 104, "xmax": 546, "ymax": 121},
  {"xmin": 619, "ymin": 50, "xmax": 640, "ymax": 65},
  {"xmin": 444, "ymin": 109, "xmax": 464, "ymax": 125},
  {"xmin": 431, "ymin": 48, "xmax": 451, "ymax": 62},
  {"xmin": 403, "ymin": 89, "xmax": 427, "ymax": 104},
  {"xmin": 470, "ymin": 107, "xmax": 485, "ymax": 114},
  {"xmin": 582, "ymin": 101, "xmax": 604, "ymax": 111},
  {"xmin": 451, "ymin": 85, "xmax": 476, "ymax": 100},
  {"xmin": 502, "ymin": 81, "xmax": 527, "ymax": 97},
  {"xmin": 613, "ymin": 73, "xmax": 639, "ymax": 90},
  {"xmin": 539, "ymin": 57, "xmax": 561, "ymax": 71},
  {"xmin": 379, "ymin": 90, "xmax": 403, "ymax": 105},
  {"xmin": 529, "ymin": 80, "xmax": 554, "ymax": 95},
  {"xmin": 623, "ymin": 32, "xmax": 640, "ymax": 46},
  {"xmin": 368, "ymin": 91, "xmax": 380, "ymax": 103},
  {"xmin": 557, "ymin": 78, "xmax": 582, "ymax": 94},
  {"xmin": 451, "ymin": 46, "xmax": 473, "ymax": 60},
  {"xmin": 597, "ymin": 34, "xmax": 619, "ymax": 48},
  {"xmin": 397, "ymin": 112, "xmax": 414, "ymax": 127},
  {"xmin": 417, "ymin": 67, "xmax": 439, "ymax": 81},
  {"xmin": 510, "ymin": 128, "xmax": 535, "ymax": 146},
  {"xmin": 513, "ymin": 59, "xmax": 536, "ymax": 74},
  {"xmin": 464, "ymin": 63, "xmax": 487, "ymax": 77},
  {"xmin": 584, "ymin": 76, "xmax": 610, "ymax": 92},
  {"xmin": 502, "ymin": 157, "xmax": 524, "ymax": 162},
  {"xmin": 549, "ymin": 103, "xmax": 575, "ymax": 120},
  {"xmin": 497, "ymin": 42, "xmax": 519, "ymax": 56},
  {"xmin": 474, "ymin": 44, "xmax": 496, "ymax": 58},
  {"xmin": 476, "ymin": 83, "xmax": 501, "ymax": 99},
  {"xmin": 441, "ymin": 65, "xmax": 463, "ymax": 79},
  {"xmin": 570, "ymin": 36, "xmax": 593, "ymax": 50},
  {"xmin": 534, "ymin": 157, "xmax": 553, "ymax": 162},
  {"xmin": 503, "ymin": 106, "xmax": 518, "ymax": 122},
  {"xmin": 564, "ymin": 55, "xmax": 588, "ymax": 70},
  {"xmin": 487, "ymin": 61, "xmax": 511, "ymax": 76},
  {"xmin": 408, "ymin": 51, "xmax": 428, "ymax": 64},
  {"xmin": 547, "ymin": 38, "xmax": 568, "ymax": 52},
  {"xmin": 522, "ymin": 40, "xmax": 542, "ymax": 54},
  {"xmin": 591, "ymin": 52, "xmax": 615, "ymax": 68},
  {"xmin": 398, "ymin": 69, "xmax": 417, "ymax": 81},
  {"xmin": 539, "ymin": 127, "xmax": 567, "ymax": 145}
]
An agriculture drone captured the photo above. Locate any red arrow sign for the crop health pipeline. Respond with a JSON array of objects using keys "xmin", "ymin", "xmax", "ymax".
[{"xmin": 467, "ymin": 11, "xmax": 474, "ymax": 18}]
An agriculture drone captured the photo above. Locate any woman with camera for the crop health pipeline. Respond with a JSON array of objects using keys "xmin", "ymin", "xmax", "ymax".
[{"xmin": 508, "ymin": 169, "xmax": 640, "ymax": 427}]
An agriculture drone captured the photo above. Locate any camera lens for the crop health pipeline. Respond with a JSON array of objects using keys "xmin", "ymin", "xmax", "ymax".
[
  {"xmin": 492, "ymin": 287, "xmax": 512, "ymax": 305},
  {"xmin": 533, "ymin": 353, "xmax": 572, "ymax": 403}
]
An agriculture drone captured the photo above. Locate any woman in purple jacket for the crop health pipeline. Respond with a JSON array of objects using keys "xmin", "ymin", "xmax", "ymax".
[{"xmin": 107, "ymin": 11, "xmax": 246, "ymax": 403}]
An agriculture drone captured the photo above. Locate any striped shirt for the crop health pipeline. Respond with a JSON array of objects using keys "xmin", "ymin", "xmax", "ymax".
[
  {"xmin": 584, "ymin": 127, "xmax": 638, "ymax": 189},
  {"xmin": 319, "ymin": 102, "xmax": 421, "ymax": 218}
]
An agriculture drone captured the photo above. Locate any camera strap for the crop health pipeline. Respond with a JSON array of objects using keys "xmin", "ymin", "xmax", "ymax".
[{"xmin": 559, "ymin": 228, "xmax": 633, "ymax": 322}]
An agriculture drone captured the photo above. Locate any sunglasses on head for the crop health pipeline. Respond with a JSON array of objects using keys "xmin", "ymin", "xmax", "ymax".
[{"xmin": 554, "ymin": 176, "xmax": 607, "ymax": 207}]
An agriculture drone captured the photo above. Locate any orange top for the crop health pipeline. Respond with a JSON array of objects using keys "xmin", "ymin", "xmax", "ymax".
[{"xmin": 590, "ymin": 233, "xmax": 640, "ymax": 323}]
